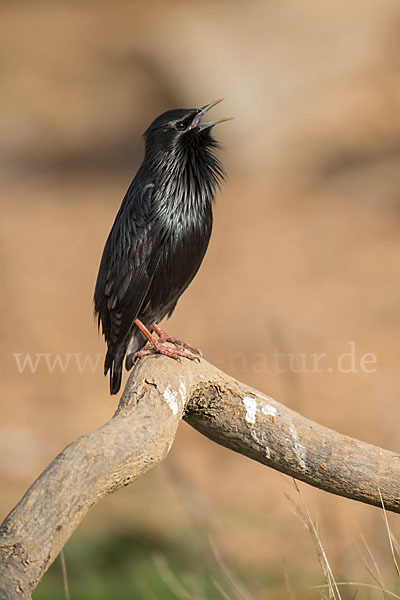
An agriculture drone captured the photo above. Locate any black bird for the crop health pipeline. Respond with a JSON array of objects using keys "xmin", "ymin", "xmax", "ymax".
[{"xmin": 94, "ymin": 99, "xmax": 231, "ymax": 395}]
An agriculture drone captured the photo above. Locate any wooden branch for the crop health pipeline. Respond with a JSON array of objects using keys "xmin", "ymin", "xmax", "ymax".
[{"xmin": 1, "ymin": 354, "xmax": 399, "ymax": 598}]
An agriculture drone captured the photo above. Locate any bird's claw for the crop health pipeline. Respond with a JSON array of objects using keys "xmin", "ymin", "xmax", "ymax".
[
  {"xmin": 136, "ymin": 341, "xmax": 199, "ymax": 362},
  {"xmin": 170, "ymin": 339, "xmax": 202, "ymax": 356},
  {"xmin": 152, "ymin": 325, "xmax": 202, "ymax": 356}
]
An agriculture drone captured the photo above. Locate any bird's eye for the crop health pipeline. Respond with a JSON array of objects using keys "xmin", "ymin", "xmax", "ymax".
[{"xmin": 176, "ymin": 121, "xmax": 186, "ymax": 130}]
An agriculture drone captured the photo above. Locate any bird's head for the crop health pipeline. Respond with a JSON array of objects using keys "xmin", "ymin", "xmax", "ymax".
[{"xmin": 143, "ymin": 99, "xmax": 232, "ymax": 168}]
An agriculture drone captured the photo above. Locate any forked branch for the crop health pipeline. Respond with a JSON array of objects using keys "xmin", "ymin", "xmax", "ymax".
[{"xmin": 1, "ymin": 354, "xmax": 399, "ymax": 599}]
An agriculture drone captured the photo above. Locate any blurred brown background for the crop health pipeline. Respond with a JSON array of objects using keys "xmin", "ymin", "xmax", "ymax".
[{"xmin": 1, "ymin": 0, "xmax": 400, "ymax": 597}]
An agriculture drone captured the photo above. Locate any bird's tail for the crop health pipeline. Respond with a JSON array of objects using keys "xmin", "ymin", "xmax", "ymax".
[
  {"xmin": 105, "ymin": 328, "xmax": 147, "ymax": 395},
  {"xmin": 105, "ymin": 344, "xmax": 126, "ymax": 395}
]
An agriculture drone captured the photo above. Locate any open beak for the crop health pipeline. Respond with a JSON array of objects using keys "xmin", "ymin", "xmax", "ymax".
[{"xmin": 189, "ymin": 99, "xmax": 233, "ymax": 131}]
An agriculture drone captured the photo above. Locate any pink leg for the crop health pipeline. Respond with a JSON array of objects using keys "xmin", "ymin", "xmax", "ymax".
[
  {"xmin": 152, "ymin": 323, "xmax": 202, "ymax": 356},
  {"xmin": 134, "ymin": 319, "xmax": 199, "ymax": 362}
]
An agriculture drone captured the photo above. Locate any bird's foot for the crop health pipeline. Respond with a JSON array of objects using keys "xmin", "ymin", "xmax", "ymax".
[
  {"xmin": 152, "ymin": 323, "xmax": 202, "ymax": 357},
  {"xmin": 136, "ymin": 340, "xmax": 199, "ymax": 362}
]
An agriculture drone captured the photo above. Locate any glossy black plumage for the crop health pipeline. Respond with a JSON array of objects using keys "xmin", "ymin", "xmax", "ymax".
[{"xmin": 94, "ymin": 102, "xmax": 228, "ymax": 394}]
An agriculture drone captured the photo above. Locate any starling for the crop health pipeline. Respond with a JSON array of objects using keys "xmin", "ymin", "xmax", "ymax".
[{"xmin": 94, "ymin": 99, "xmax": 231, "ymax": 394}]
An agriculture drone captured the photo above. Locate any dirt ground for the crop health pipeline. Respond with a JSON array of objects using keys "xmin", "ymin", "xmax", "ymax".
[{"xmin": 2, "ymin": 0, "xmax": 400, "ymax": 595}]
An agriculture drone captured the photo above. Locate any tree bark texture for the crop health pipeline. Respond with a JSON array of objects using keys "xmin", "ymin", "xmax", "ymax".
[{"xmin": 1, "ymin": 354, "xmax": 399, "ymax": 598}]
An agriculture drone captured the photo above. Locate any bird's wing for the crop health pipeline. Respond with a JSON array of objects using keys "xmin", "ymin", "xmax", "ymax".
[{"xmin": 94, "ymin": 182, "xmax": 161, "ymax": 350}]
